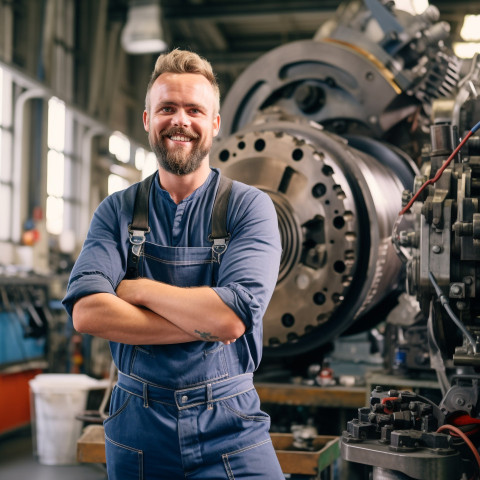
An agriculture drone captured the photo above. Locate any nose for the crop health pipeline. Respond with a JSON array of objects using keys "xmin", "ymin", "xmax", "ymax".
[{"xmin": 171, "ymin": 109, "xmax": 191, "ymax": 128}]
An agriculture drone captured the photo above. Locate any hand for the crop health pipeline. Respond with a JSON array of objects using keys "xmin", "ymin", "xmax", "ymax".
[{"xmin": 116, "ymin": 279, "xmax": 142, "ymax": 305}]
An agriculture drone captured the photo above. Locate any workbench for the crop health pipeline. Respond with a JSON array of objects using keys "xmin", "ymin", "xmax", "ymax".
[{"xmin": 255, "ymin": 382, "xmax": 366, "ymax": 408}]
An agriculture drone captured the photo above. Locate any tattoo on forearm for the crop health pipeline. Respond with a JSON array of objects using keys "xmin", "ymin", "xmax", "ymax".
[{"xmin": 194, "ymin": 329, "xmax": 219, "ymax": 341}]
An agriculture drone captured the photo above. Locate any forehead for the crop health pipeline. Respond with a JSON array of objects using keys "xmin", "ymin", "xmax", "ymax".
[{"xmin": 150, "ymin": 72, "xmax": 216, "ymax": 108}]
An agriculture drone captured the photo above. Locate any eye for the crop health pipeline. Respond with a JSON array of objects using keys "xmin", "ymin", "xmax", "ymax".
[{"xmin": 161, "ymin": 106, "xmax": 173, "ymax": 113}]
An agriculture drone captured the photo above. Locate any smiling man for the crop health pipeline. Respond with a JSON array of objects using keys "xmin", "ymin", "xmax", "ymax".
[
  {"xmin": 146, "ymin": 72, "xmax": 217, "ymax": 178},
  {"xmin": 63, "ymin": 49, "xmax": 283, "ymax": 480}
]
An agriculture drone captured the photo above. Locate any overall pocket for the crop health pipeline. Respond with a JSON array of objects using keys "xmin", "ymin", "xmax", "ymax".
[
  {"xmin": 222, "ymin": 439, "xmax": 284, "ymax": 480},
  {"xmin": 140, "ymin": 242, "xmax": 214, "ymax": 287},
  {"xmin": 104, "ymin": 386, "xmax": 144, "ymax": 480}
]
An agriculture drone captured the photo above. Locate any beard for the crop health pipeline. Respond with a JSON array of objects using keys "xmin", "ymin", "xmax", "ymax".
[{"xmin": 149, "ymin": 127, "xmax": 211, "ymax": 176}]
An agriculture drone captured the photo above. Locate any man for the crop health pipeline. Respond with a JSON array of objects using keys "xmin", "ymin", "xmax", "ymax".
[{"xmin": 62, "ymin": 49, "xmax": 284, "ymax": 479}]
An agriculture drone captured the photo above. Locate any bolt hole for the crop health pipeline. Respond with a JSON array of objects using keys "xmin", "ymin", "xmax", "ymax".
[
  {"xmin": 312, "ymin": 183, "xmax": 326, "ymax": 198},
  {"xmin": 219, "ymin": 150, "xmax": 230, "ymax": 162},
  {"xmin": 313, "ymin": 292, "xmax": 326, "ymax": 305},
  {"xmin": 254, "ymin": 139, "xmax": 266, "ymax": 152},
  {"xmin": 282, "ymin": 313, "xmax": 295, "ymax": 328},
  {"xmin": 292, "ymin": 148, "xmax": 303, "ymax": 161},
  {"xmin": 334, "ymin": 261, "xmax": 346, "ymax": 273},
  {"xmin": 322, "ymin": 165, "xmax": 334, "ymax": 176},
  {"xmin": 333, "ymin": 216, "xmax": 345, "ymax": 229}
]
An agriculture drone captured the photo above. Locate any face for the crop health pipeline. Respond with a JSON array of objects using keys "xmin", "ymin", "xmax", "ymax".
[{"xmin": 143, "ymin": 72, "xmax": 221, "ymax": 176}]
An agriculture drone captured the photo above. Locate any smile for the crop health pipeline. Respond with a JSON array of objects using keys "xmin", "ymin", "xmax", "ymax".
[{"xmin": 169, "ymin": 135, "xmax": 192, "ymax": 142}]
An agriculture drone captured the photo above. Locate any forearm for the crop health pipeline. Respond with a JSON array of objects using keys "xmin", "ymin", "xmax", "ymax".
[
  {"xmin": 72, "ymin": 293, "xmax": 198, "ymax": 345},
  {"xmin": 116, "ymin": 278, "xmax": 245, "ymax": 342}
]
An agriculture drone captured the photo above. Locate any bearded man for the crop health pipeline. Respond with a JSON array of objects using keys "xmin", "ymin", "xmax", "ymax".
[{"xmin": 63, "ymin": 49, "xmax": 283, "ymax": 480}]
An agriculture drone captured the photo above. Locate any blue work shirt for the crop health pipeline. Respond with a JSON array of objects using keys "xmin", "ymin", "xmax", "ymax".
[{"xmin": 62, "ymin": 168, "xmax": 281, "ymax": 386}]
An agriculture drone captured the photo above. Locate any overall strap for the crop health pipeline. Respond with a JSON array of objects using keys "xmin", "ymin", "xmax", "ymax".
[
  {"xmin": 208, "ymin": 175, "xmax": 233, "ymax": 264},
  {"xmin": 125, "ymin": 172, "xmax": 233, "ymax": 280},
  {"xmin": 125, "ymin": 172, "xmax": 156, "ymax": 279}
]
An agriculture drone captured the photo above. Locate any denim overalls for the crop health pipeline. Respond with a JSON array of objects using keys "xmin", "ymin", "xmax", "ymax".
[{"xmin": 63, "ymin": 170, "xmax": 284, "ymax": 479}]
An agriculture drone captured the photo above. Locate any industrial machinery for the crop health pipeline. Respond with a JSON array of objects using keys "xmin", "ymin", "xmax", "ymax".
[
  {"xmin": 341, "ymin": 58, "xmax": 480, "ymax": 480},
  {"xmin": 211, "ymin": 0, "xmax": 458, "ymax": 356},
  {"xmin": 212, "ymin": 0, "xmax": 480, "ymax": 477}
]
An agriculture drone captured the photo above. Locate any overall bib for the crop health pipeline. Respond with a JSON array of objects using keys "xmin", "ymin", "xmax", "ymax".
[{"xmin": 103, "ymin": 176, "xmax": 285, "ymax": 479}]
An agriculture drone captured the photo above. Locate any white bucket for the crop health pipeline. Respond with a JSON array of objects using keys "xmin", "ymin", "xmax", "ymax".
[{"xmin": 29, "ymin": 373, "xmax": 107, "ymax": 465}]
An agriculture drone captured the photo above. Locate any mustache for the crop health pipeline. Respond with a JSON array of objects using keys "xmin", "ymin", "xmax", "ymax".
[{"xmin": 160, "ymin": 128, "xmax": 199, "ymax": 139}]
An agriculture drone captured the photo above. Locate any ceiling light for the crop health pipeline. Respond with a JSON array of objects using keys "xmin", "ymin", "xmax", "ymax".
[
  {"xmin": 460, "ymin": 15, "xmax": 480, "ymax": 42},
  {"xmin": 121, "ymin": 0, "xmax": 168, "ymax": 55}
]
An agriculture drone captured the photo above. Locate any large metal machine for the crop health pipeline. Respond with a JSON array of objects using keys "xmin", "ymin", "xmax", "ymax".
[
  {"xmin": 211, "ymin": 0, "xmax": 480, "ymax": 478},
  {"xmin": 211, "ymin": 0, "xmax": 458, "ymax": 357}
]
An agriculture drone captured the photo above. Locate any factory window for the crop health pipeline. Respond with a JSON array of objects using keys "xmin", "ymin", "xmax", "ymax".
[
  {"xmin": 0, "ymin": 67, "xmax": 13, "ymax": 241},
  {"xmin": 46, "ymin": 97, "xmax": 76, "ymax": 236},
  {"xmin": 107, "ymin": 131, "xmax": 132, "ymax": 195},
  {"xmin": 108, "ymin": 174, "xmax": 130, "ymax": 195},
  {"xmin": 106, "ymin": 135, "xmax": 156, "ymax": 195},
  {"xmin": 135, "ymin": 147, "xmax": 157, "ymax": 179},
  {"xmin": 109, "ymin": 131, "xmax": 130, "ymax": 163}
]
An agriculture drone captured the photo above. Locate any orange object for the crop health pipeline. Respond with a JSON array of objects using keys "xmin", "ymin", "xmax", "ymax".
[{"xmin": 0, "ymin": 369, "xmax": 43, "ymax": 434}]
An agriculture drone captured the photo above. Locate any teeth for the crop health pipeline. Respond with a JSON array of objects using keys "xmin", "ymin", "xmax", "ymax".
[{"xmin": 170, "ymin": 135, "xmax": 191, "ymax": 142}]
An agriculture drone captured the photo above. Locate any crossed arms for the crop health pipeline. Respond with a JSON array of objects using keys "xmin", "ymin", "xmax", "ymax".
[{"xmin": 72, "ymin": 278, "xmax": 245, "ymax": 345}]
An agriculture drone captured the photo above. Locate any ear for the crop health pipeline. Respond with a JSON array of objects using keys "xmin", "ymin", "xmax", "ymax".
[
  {"xmin": 143, "ymin": 110, "xmax": 149, "ymax": 132},
  {"xmin": 212, "ymin": 113, "xmax": 221, "ymax": 138}
]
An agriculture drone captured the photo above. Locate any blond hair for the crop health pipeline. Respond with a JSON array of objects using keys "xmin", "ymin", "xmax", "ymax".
[{"xmin": 145, "ymin": 49, "xmax": 220, "ymax": 114}]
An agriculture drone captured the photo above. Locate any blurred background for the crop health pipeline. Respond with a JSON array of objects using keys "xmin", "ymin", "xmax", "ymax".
[{"xmin": 1, "ymin": 1, "xmax": 480, "ymax": 479}]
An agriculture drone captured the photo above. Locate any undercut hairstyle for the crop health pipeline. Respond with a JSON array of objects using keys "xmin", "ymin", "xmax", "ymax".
[{"xmin": 145, "ymin": 48, "xmax": 220, "ymax": 114}]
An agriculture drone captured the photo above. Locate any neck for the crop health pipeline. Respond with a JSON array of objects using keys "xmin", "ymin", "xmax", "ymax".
[{"xmin": 158, "ymin": 162, "xmax": 211, "ymax": 204}]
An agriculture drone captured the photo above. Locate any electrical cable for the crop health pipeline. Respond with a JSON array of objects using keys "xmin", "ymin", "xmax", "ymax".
[
  {"xmin": 451, "ymin": 414, "xmax": 480, "ymax": 426},
  {"xmin": 429, "ymin": 271, "xmax": 478, "ymax": 354},
  {"xmin": 437, "ymin": 423, "xmax": 480, "ymax": 474},
  {"xmin": 399, "ymin": 120, "xmax": 480, "ymax": 215}
]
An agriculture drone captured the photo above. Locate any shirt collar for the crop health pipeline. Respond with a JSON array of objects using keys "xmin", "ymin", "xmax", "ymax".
[{"xmin": 154, "ymin": 168, "xmax": 219, "ymax": 205}]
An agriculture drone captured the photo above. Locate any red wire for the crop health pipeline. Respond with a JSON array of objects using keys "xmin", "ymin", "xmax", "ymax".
[
  {"xmin": 451, "ymin": 414, "xmax": 480, "ymax": 426},
  {"xmin": 437, "ymin": 423, "xmax": 480, "ymax": 472},
  {"xmin": 381, "ymin": 396, "xmax": 399, "ymax": 414},
  {"xmin": 399, "ymin": 130, "xmax": 474, "ymax": 215}
]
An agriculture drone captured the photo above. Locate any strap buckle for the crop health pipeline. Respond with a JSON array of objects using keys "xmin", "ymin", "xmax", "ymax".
[
  {"xmin": 208, "ymin": 234, "xmax": 231, "ymax": 263},
  {"xmin": 128, "ymin": 225, "xmax": 151, "ymax": 256}
]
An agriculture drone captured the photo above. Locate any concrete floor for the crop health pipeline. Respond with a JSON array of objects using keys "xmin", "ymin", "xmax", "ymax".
[{"xmin": 0, "ymin": 428, "xmax": 106, "ymax": 480}]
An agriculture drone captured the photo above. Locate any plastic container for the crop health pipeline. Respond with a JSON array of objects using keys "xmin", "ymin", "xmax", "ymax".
[{"xmin": 29, "ymin": 373, "xmax": 108, "ymax": 465}]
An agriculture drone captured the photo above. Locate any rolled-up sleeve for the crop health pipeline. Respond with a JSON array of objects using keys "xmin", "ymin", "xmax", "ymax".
[
  {"xmin": 62, "ymin": 193, "xmax": 130, "ymax": 317},
  {"xmin": 212, "ymin": 185, "xmax": 282, "ymax": 333}
]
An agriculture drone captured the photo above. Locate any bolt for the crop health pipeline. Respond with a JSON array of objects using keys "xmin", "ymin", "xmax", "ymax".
[
  {"xmin": 455, "ymin": 397, "xmax": 465, "ymax": 406},
  {"xmin": 432, "ymin": 245, "xmax": 441, "ymax": 254},
  {"xmin": 296, "ymin": 274, "xmax": 310, "ymax": 290},
  {"xmin": 451, "ymin": 284, "xmax": 462, "ymax": 295}
]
